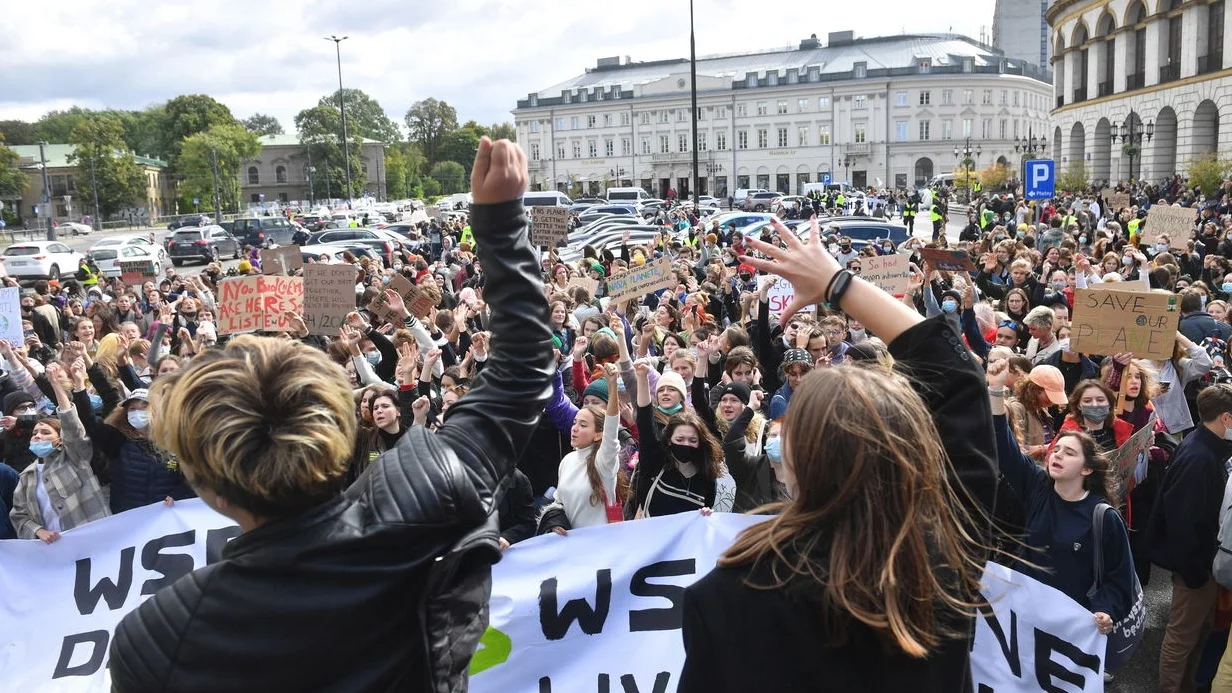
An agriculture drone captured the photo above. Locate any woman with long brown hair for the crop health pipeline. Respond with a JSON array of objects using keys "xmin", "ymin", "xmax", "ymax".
[{"xmin": 678, "ymin": 217, "xmax": 997, "ymax": 691}]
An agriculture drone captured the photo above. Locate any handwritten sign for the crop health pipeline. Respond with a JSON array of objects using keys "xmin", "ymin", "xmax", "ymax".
[
  {"xmin": 368, "ymin": 274, "xmax": 435, "ymax": 323},
  {"xmin": 763, "ymin": 276, "xmax": 817, "ymax": 314},
  {"xmin": 1103, "ymin": 190, "xmax": 1131, "ymax": 212},
  {"xmin": 303, "ymin": 264, "xmax": 358, "ymax": 336},
  {"xmin": 119, "ymin": 260, "xmax": 157, "ymax": 287},
  {"xmin": 1110, "ymin": 412, "xmax": 1157, "ymax": 494},
  {"xmin": 0, "ymin": 287, "xmax": 22, "ymax": 346},
  {"xmin": 861, "ymin": 253, "xmax": 911, "ymax": 295},
  {"xmin": 917, "ymin": 247, "xmax": 977, "ymax": 273},
  {"xmin": 567, "ymin": 275, "xmax": 600, "ymax": 297},
  {"xmin": 1101, "ymin": 277, "xmax": 1151, "ymax": 292},
  {"xmin": 217, "ymin": 275, "xmax": 304, "ymax": 334},
  {"xmin": 1070, "ymin": 288, "xmax": 1178, "ymax": 360},
  {"xmin": 259, "ymin": 245, "xmax": 303, "ymax": 276},
  {"xmin": 605, "ymin": 257, "xmax": 675, "ymax": 304},
  {"xmin": 530, "ymin": 207, "xmax": 571, "ymax": 247},
  {"xmin": 1144, "ymin": 205, "xmax": 1194, "ymax": 247}
]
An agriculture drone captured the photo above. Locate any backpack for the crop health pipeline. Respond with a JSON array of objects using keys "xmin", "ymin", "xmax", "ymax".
[{"xmin": 1087, "ymin": 502, "xmax": 1146, "ymax": 672}]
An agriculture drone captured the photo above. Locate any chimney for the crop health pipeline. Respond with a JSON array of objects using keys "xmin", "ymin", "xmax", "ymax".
[
  {"xmin": 799, "ymin": 34, "xmax": 821, "ymax": 50},
  {"xmin": 827, "ymin": 31, "xmax": 855, "ymax": 46}
]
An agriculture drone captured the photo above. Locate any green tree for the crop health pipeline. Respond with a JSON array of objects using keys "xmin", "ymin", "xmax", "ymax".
[
  {"xmin": 421, "ymin": 176, "xmax": 441, "ymax": 198},
  {"xmin": 158, "ymin": 95, "xmax": 237, "ymax": 176},
  {"xmin": 242, "ymin": 113, "xmax": 284, "ymax": 136},
  {"xmin": 489, "ymin": 122, "xmax": 516, "ymax": 141},
  {"xmin": 0, "ymin": 139, "xmax": 28, "ymax": 200},
  {"xmin": 66, "ymin": 116, "xmax": 146, "ymax": 219},
  {"xmin": 35, "ymin": 107, "xmax": 97, "ymax": 143},
  {"xmin": 429, "ymin": 161, "xmax": 466, "ymax": 194},
  {"xmin": 1057, "ymin": 162, "xmax": 1089, "ymax": 194},
  {"xmin": 320, "ymin": 89, "xmax": 400, "ymax": 144},
  {"xmin": 0, "ymin": 120, "xmax": 38, "ymax": 146},
  {"xmin": 295, "ymin": 105, "xmax": 364, "ymax": 200},
  {"xmin": 1186, "ymin": 153, "xmax": 1232, "ymax": 196},
  {"xmin": 177, "ymin": 123, "xmax": 263, "ymax": 215},
  {"xmin": 438, "ymin": 129, "xmax": 481, "ymax": 174},
  {"xmin": 405, "ymin": 98, "xmax": 458, "ymax": 167},
  {"xmin": 385, "ymin": 146, "xmax": 410, "ymax": 199}
]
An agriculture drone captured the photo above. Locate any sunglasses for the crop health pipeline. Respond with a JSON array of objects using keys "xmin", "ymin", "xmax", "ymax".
[{"xmin": 998, "ymin": 320, "xmax": 1020, "ymax": 330}]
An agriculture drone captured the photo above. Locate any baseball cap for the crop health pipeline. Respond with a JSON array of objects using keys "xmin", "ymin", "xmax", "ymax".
[
  {"xmin": 122, "ymin": 388, "xmax": 150, "ymax": 408},
  {"xmin": 1028, "ymin": 366, "xmax": 1068, "ymax": 406}
]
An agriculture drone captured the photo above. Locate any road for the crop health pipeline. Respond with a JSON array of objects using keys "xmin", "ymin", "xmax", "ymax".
[{"xmin": 4, "ymin": 226, "xmax": 248, "ymax": 282}]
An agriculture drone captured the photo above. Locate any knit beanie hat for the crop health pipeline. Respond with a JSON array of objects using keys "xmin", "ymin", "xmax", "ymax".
[
  {"xmin": 3, "ymin": 391, "xmax": 34, "ymax": 416},
  {"xmin": 714, "ymin": 381, "xmax": 751, "ymax": 405},
  {"xmin": 656, "ymin": 370, "xmax": 688, "ymax": 400},
  {"xmin": 781, "ymin": 348, "xmax": 814, "ymax": 370},
  {"xmin": 582, "ymin": 378, "xmax": 610, "ymax": 403}
]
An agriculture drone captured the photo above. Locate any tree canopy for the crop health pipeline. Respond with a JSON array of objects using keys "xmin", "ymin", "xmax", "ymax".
[
  {"xmin": 320, "ymin": 89, "xmax": 400, "ymax": 144},
  {"xmin": 242, "ymin": 113, "xmax": 284, "ymax": 136},
  {"xmin": 65, "ymin": 116, "xmax": 147, "ymax": 219}
]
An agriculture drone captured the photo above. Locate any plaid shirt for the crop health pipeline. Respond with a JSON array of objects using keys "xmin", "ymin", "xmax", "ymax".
[{"xmin": 9, "ymin": 405, "xmax": 110, "ymax": 539}]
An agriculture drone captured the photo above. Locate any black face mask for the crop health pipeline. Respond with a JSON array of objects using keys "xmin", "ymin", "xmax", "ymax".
[
  {"xmin": 15, "ymin": 414, "xmax": 38, "ymax": 429},
  {"xmin": 669, "ymin": 442, "xmax": 704, "ymax": 465}
]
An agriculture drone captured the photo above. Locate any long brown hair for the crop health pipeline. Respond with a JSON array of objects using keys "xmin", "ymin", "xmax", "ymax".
[
  {"xmin": 662, "ymin": 410, "xmax": 723, "ymax": 481},
  {"xmin": 719, "ymin": 366, "xmax": 983, "ymax": 658},
  {"xmin": 1052, "ymin": 430, "xmax": 1119, "ymax": 503},
  {"xmin": 578, "ymin": 406, "xmax": 630, "ymax": 506}
]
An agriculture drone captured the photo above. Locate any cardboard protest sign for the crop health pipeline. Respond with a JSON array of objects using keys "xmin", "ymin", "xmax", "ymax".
[
  {"xmin": 763, "ymin": 276, "xmax": 817, "ymax": 313},
  {"xmin": 368, "ymin": 274, "xmax": 436, "ymax": 323},
  {"xmin": 119, "ymin": 260, "xmax": 157, "ymax": 287},
  {"xmin": 1070, "ymin": 288, "xmax": 1178, "ymax": 360},
  {"xmin": 1144, "ymin": 205, "xmax": 1195, "ymax": 247},
  {"xmin": 259, "ymin": 245, "xmax": 303, "ymax": 276},
  {"xmin": 861, "ymin": 253, "xmax": 911, "ymax": 295},
  {"xmin": 1110, "ymin": 412, "xmax": 1157, "ymax": 494},
  {"xmin": 567, "ymin": 275, "xmax": 600, "ymax": 297},
  {"xmin": 917, "ymin": 247, "xmax": 977, "ymax": 273},
  {"xmin": 217, "ymin": 275, "xmax": 304, "ymax": 334},
  {"xmin": 1100, "ymin": 277, "xmax": 1151, "ymax": 292},
  {"xmin": 302, "ymin": 264, "xmax": 358, "ymax": 336},
  {"xmin": 605, "ymin": 257, "xmax": 675, "ymax": 304},
  {"xmin": 530, "ymin": 207, "xmax": 570, "ymax": 247},
  {"xmin": 1103, "ymin": 190, "xmax": 1131, "ymax": 212},
  {"xmin": 0, "ymin": 287, "xmax": 22, "ymax": 346}
]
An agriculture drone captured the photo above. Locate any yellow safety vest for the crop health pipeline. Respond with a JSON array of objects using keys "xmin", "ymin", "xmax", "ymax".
[
  {"xmin": 460, "ymin": 226, "xmax": 475, "ymax": 248},
  {"xmin": 930, "ymin": 205, "xmax": 943, "ymax": 222}
]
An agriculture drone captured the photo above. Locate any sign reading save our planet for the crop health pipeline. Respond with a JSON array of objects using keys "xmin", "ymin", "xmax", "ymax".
[{"xmin": 1070, "ymin": 288, "xmax": 1178, "ymax": 360}]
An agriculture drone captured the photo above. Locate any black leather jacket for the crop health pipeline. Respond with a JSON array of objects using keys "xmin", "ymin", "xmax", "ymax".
[{"xmin": 108, "ymin": 200, "xmax": 554, "ymax": 692}]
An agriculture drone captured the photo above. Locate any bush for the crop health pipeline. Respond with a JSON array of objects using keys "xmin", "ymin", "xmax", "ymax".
[
  {"xmin": 1186, "ymin": 153, "xmax": 1232, "ymax": 196},
  {"xmin": 1057, "ymin": 162, "xmax": 1088, "ymax": 193}
]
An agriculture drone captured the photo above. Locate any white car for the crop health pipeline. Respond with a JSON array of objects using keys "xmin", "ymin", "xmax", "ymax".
[
  {"xmin": 1, "ymin": 241, "xmax": 84, "ymax": 281},
  {"xmin": 57, "ymin": 221, "xmax": 93, "ymax": 236},
  {"xmin": 89, "ymin": 236, "xmax": 167, "ymax": 265},
  {"xmin": 88, "ymin": 243, "xmax": 164, "ymax": 279}
]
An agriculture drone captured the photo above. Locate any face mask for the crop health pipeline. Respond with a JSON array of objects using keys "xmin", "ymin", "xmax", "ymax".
[
  {"xmin": 941, "ymin": 300, "xmax": 958, "ymax": 314},
  {"xmin": 849, "ymin": 327, "xmax": 866, "ymax": 340},
  {"xmin": 1016, "ymin": 231, "xmax": 1025, "ymax": 238},
  {"xmin": 669, "ymin": 442, "xmax": 704, "ymax": 465},
  {"xmin": 127, "ymin": 410, "xmax": 149, "ymax": 430},
  {"xmin": 994, "ymin": 235, "xmax": 1006, "ymax": 242},
  {"xmin": 88, "ymin": 393, "xmax": 103, "ymax": 412},
  {"xmin": 1122, "ymin": 256, "xmax": 1133, "ymax": 266},
  {"xmin": 1222, "ymin": 283, "xmax": 1232, "ymax": 294},
  {"xmin": 1081, "ymin": 404, "xmax": 1110, "ymax": 422},
  {"xmin": 1079, "ymin": 236, "xmax": 1088, "ymax": 244},
  {"xmin": 28, "ymin": 440, "xmax": 55, "ymax": 458},
  {"xmin": 1224, "ymin": 422, "xmax": 1232, "ymax": 441},
  {"xmin": 1051, "ymin": 281, "xmax": 1066, "ymax": 292},
  {"xmin": 365, "ymin": 351, "xmax": 381, "ymax": 366},
  {"xmin": 1155, "ymin": 243, "xmax": 1168, "ymax": 253},
  {"xmin": 764, "ymin": 437, "xmax": 782, "ymax": 462},
  {"xmin": 656, "ymin": 402, "xmax": 684, "ymax": 416},
  {"xmin": 1202, "ymin": 294, "xmax": 1208, "ymax": 309},
  {"xmin": 392, "ymin": 264, "xmax": 404, "ymax": 272},
  {"xmin": 15, "ymin": 414, "xmax": 38, "ymax": 428}
]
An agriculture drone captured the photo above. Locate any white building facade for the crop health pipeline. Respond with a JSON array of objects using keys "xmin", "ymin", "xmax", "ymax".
[
  {"xmin": 512, "ymin": 33, "xmax": 1053, "ymax": 199},
  {"xmin": 1048, "ymin": 0, "xmax": 1231, "ymax": 182}
]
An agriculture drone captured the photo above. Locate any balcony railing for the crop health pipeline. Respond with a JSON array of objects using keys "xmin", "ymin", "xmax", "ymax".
[
  {"xmin": 1072, "ymin": 87, "xmax": 1088, "ymax": 103},
  {"xmin": 1056, "ymin": 95, "xmax": 1064, "ymax": 109},
  {"xmin": 1199, "ymin": 53, "xmax": 1223, "ymax": 74},
  {"xmin": 1127, "ymin": 71, "xmax": 1145, "ymax": 90},
  {"xmin": 1097, "ymin": 81, "xmax": 1113, "ymax": 97},
  {"xmin": 1159, "ymin": 63, "xmax": 1180, "ymax": 83}
]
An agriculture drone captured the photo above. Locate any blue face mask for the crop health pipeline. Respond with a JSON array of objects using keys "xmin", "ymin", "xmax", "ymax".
[
  {"xmin": 941, "ymin": 300, "xmax": 959, "ymax": 314},
  {"xmin": 364, "ymin": 351, "xmax": 381, "ymax": 366},
  {"xmin": 764, "ymin": 436, "xmax": 782, "ymax": 462},
  {"xmin": 1122, "ymin": 256, "xmax": 1133, "ymax": 266},
  {"xmin": 88, "ymin": 393, "xmax": 103, "ymax": 412},
  {"xmin": 28, "ymin": 440, "xmax": 55, "ymax": 458},
  {"xmin": 1222, "ymin": 283, "xmax": 1232, "ymax": 294},
  {"xmin": 1079, "ymin": 236, "xmax": 1088, "ymax": 245}
]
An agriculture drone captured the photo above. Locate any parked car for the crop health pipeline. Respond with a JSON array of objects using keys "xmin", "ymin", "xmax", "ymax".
[
  {"xmin": 232, "ymin": 216, "xmax": 297, "ymax": 248},
  {"xmin": 807, "ymin": 218, "xmax": 911, "ymax": 249},
  {"xmin": 89, "ymin": 244, "xmax": 163, "ymax": 279},
  {"xmin": 576, "ymin": 205, "xmax": 639, "ymax": 226},
  {"xmin": 303, "ymin": 229, "xmax": 403, "ymax": 266},
  {"xmin": 772, "ymin": 196, "xmax": 810, "ymax": 215},
  {"xmin": 300, "ymin": 244, "xmax": 380, "ymax": 265},
  {"xmin": 166, "ymin": 216, "xmax": 212, "ymax": 231},
  {"xmin": 89, "ymin": 236, "xmax": 167, "ymax": 266},
  {"xmin": 1, "ymin": 241, "xmax": 84, "ymax": 280},
  {"xmin": 56, "ymin": 221, "xmax": 93, "ymax": 236},
  {"xmin": 167, "ymin": 226, "xmax": 241, "ymax": 266},
  {"xmin": 742, "ymin": 192, "xmax": 782, "ymax": 212}
]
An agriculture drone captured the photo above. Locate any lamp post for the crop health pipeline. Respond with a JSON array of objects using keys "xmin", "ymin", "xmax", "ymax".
[
  {"xmin": 840, "ymin": 154, "xmax": 856, "ymax": 184},
  {"xmin": 305, "ymin": 145, "xmax": 316, "ymax": 206},
  {"xmin": 37, "ymin": 140, "xmax": 56, "ymax": 240},
  {"xmin": 705, "ymin": 161, "xmax": 724, "ymax": 197},
  {"xmin": 325, "ymin": 35, "xmax": 354, "ymax": 208},
  {"xmin": 609, "ymin": 167, "xmax": 627, "ymax": 190},
  {"xmin": 1112, "ymin": 118, "xmax": 1154, "ymax": 182},
  {"xmin": 88, "ymin": 156, "xmax": 101, "ymax": 232},
  {"xmin": 954, "ymin": 138, "xmax": 983, "ymax": 203},
  {"xmin": 688, "ymin": 0, "xmax": 699, "ymax": 208}
]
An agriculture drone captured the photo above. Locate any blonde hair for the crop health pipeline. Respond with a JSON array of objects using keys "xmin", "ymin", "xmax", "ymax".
[
  {"xmin": 148, "ymin": 335, "xmax": 357, "ymax": 517},
  {"xmin": 94, "ymin": 333, "xmax": 122, "ymax": 379}
]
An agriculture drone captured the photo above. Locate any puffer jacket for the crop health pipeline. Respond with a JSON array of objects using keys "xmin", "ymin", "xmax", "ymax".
[{"xmin": 108, "ymin": 198, "xmax": 555, "ymax": 693}]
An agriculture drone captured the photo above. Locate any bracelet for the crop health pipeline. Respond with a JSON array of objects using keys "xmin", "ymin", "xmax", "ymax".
[
  {"xmin": 826, "ymin": 270, "xmax": 855, "ymax": 310},
  {"xmin": 823, "ymin": 271, "xmax": 843, "ymax": 302},
  {"xmin": 988, "ymin": 388, "xmax": 1008, "ymax": 397}
]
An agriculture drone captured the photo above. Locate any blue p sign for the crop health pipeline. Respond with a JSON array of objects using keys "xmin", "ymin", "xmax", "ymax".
[
  {"xmin": 821, "ymin": 172, "xmax": 832, "ymax": 184},
  {"xmin": 1024, "ymin": 160, "xmax": 1055, "ymax": 201}
]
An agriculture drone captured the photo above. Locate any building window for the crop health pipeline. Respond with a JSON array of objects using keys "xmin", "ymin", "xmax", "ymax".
[
  {"xmin": 660, "ymin": 135, "xmax": 670, "ymax": 153},
  {"xmin": 941, "ymin": 90, "xmax": 953, "ymax": 105},
  {"xmin": 530, "ymin": 121, "xmax": 540, "ymax": 133},
  {"xmin": 678, "ymin": 134, "xmax": 688, "ymax": 152},
  {"xmin": 999, "ymin": 119, "xmax": 1007, "ymax": 139},
  {"xmin": 919, "ymin": 90, "xmax": 931, "ymax": 106},
  {"xmin": 619, "ymin": 112, "xmax": 629, "ymax": 126},
  {"xmin": 917, "ymin": 59, "xmax": 931, "ymax": 73},
  {"xmin": 895, "ymin": 91, "xmax": 908, "ymax": 107},
  {"xmin": 895, "ymin": 121, "xmax": 908, "ymax": 142},
  {"xmin": 918, "ymin": 121, "xmax": 930, "ymax": 140},
  {"xmin": 698, "ymin": 133, "xmax": 708, "ymax": 151},
  {"xmin": 621, "ymin": 138, "xmax": 631, "ymax": 155},
  {"xmin": 587, "ymin": 115, "xmax": 596, "ymax": 128},
  {"xmin": 1013, "ymin": 120, "xmax": 1019, "ymax": 139},
  {"xmin": 818, "ymin": 125, "xmax": 831, "ymax": 145},
  {"xmin": 982, "ymin": 119, "xmax": 991, "ymax": 138},
  {"xmin": 587, "ymin": 141, "xmax": 597, "ymax": 157},
  {"xmin": 275, "ymin": 166, "xmax": 287, "ymax": 183},
  {"xmin": 247, "ymin": 167, "xmax": 259, "ymax": 184},
  {"xmin": 963, "ymin": 118, "xmax": 973, "ymax": 137},
  {"xmin": 942, "ymin": 120, "xmax": 953, "ymax": 140},
  {"xmin": 641, "ymin": 138, "xmax": 651, "ymax": 154},
  {"xmin": 999, "ymin": 90, "xmax": 1008, "ymax": 106},
  {"xmin": 677, "ymin": 110, "xmax": 687, "ymax": 122},
  {"xmin": 757, "ymin": 102, "xmax": 768, "ymax": 116},
  {"xmin": 854, "ymin": 125, "xmax": 866, "ymax": 143},
  {"xmin": 963, "ymin": 89, "xmax": 973, "ymax": 105},
  {"xmin": 777, "ymin": 100, "xmax": 788, "ymax": 114},
  {"xmin": 737, "ymin": 103, "xmax": 747, "ymax": 117},
  {"xmin": 640, "ymin": 112, "xmax": 651, "ymax": 125},
  {"xmin": 716, "ymin": 106, "xmax": 727, "ymax": 118},
  {"xmin": 557, "ymin": 142, "xmax": 566, "ymax": 159},
  {"xmin": 809, "ymin": 66, "xmax": 821, "ymax": 81},
  {"xmin": 797, "ymin": 98, "xmax": 809, "ymax": 112},
  {"xmin": 571, "ymin": 116, "xmax": 579, "ymax": 129},
  {"xmin": 530, "ymin": 143, "xmax": 540, "ymax": 160},
  {"xmin": 982, "ymin": 90, "xmax": 992, "ymax": 105},
  {"xmin": 853, "ymin": 62, "xmax": 867, "ymax": 79},
  {"xmin": 768, "ymin": 72, "xmax": 778, "ymax": 85},
  {"xmin": 738, "ymin": 131, "xmax": 748, "ymax": 149},
  {"xmin": 612, "ymin": 90, "xmax": 621, "ymax": 99},
  {"xmin": 777, "ymin": 128, "xmax": 788, "ymax": 147},
  {"xmin": 757, "ymin": 129, "xmax": 768, "ymax": 148},
  {"xmin": 660, "ymin": 111, "xmax": 669, "ymax": 124},
  {"xmin": 819, "ymin": 96, "xmax": 831, "ymax": 110},
  {"xmin": 596, "ymin": 90, "xmax": 604, "ymax": 101},
  {"xmin": 696, "ymin": 107, "xmax": 705, "ymax": 121},
  {"xmin": 572, "ymin": 142, "xmax": 582, "ymax": 158},
  {"xmin": 717, "ymin": 130, "xmax": 728, "ymax": 150},
  {"xmin": 604, "ymin": 114, "xmax": 613, "ymax": 127},
  {"xmin": 604, "ymin": 140, "xmax": 613, "ymax": 157},
  {"xmin": 798, "ymin": 126, "xmax": 809, "ymax": 146},
  {"xmin": 1013, "ymin": 91, "xmax": 1020, "ymax": 107},
  {"xmin": 854, "ymin": 95, "xmax": 867, "ymax": 109},
  {"xmin": 746, "ymin": 74, "xmax": 757, "ymax": 88}
]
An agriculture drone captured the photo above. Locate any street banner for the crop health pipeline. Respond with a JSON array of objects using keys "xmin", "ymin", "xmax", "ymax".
[
  {"xmin": 302, "ymin": 263, "xmax": 358, "ymax": 336},
  {"xmin": 1103, "ymin": 190, "xmax": 1130, "ymax": 212},
  {"xmin": 118, "ymin": 260, "xmax": 157, "ymax": 288},
  {"xmin": 763, "ymin": 275, "xmax": 816, "ymax": 313},
  {"xmin": 1070, "ymin": 288, "xmax": 1179, "ymax": 360},
  {"xmin": 217, "ymin": 275, "xmax": 304, "ymax": 334}
]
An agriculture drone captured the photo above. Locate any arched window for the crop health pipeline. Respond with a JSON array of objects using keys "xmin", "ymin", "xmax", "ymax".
[
  {"xmin": 247, "ymin": 166, "xmax": 259, "ymax": 185},
  {"xmin": 275, "ymin": 165, "xmax": 287, "ymax": 183}
]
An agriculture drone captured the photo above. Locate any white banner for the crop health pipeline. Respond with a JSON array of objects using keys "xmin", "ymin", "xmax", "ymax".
[{"xmin": 0, "ymin": 503, "xmax": 1108, "ymax": 693}]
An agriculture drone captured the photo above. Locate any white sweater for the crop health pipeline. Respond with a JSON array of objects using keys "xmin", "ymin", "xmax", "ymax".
[{"xmin": 554, "ymin": 414, "xmax": 622, "ymax": 529}]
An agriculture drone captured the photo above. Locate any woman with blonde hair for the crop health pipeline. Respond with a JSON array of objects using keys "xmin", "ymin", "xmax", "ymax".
[{"xmin": 678, "ymin": 217, "xmax": 997, "ymax": 691}]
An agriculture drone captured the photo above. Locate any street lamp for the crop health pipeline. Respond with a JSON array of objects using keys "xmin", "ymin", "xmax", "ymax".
[
  {"xmin": 1111, "ymin": 117, "xmax": 1154, "ymax": 182},
  {"xmin": 37, "ymin": 141, "xmax": 56, "ymax": 241},
  {"xmin": 840, "ymin": 154, "xmax": 856, "ymax": 184},
  {"xmin": 609, "ymin": 168, "xmax": 627, "ymax": 188},
  {"xmin": 953, "ymin": 138, "xmax": 982, "ymax": 203},
  {"xmin": 325, "ymin": 35, "xmax": 354, "ymax": 208},
  {"xmin": 1014, "ymin": 129, "xmax": 1047, "ymax": 156}
]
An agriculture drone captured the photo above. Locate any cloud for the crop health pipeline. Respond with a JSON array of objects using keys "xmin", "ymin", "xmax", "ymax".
[{"xmin": 0, "ymin": 0, "xmax": 995, "ymax": 135}]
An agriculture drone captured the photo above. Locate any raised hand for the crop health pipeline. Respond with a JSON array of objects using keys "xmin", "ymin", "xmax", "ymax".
[
  {"xmin": 749, "ymin": 389, "xmax": 765, "ymax": 411},
  {"xmin": 571, "ymin": 336, "xmax": 589, "ymax": 361},
  {"xmin": 986, "ymin": 358, "xmax": 1009, "ymax": 389},
  {"xmin": 470, "ymin": 137, "xmax": 528, "ymax": 206},
  {"xmin": 739, "ymin": 216, "xmax": 841, "ymax": 325}
]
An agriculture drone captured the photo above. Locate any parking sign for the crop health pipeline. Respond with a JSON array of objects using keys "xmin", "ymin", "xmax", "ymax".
[
  {"xmin": 821, "ymin": 172, "xmax": 832, "ymax": 184},
  {"xmin": 1024, "ymin": 159, "xmax": 1055, "ymax": 201}
]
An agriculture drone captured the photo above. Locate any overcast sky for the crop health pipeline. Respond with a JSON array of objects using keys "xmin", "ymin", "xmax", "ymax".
[{"xmin": 0, "ymin": 0, "xmax": 993, "ymax": 139}]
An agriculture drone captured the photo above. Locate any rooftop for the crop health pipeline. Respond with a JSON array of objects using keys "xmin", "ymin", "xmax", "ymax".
[
  {"xmin": 518, "ymin": 32, "xmax": 1050, "ymax": 109},
  {"xmin": 257, "ymin": 133, "xmax": 384, "ymax": 147},
  {"xmin": 10, "ymin": 144, "xmax": 167, "ymax": 169}
]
